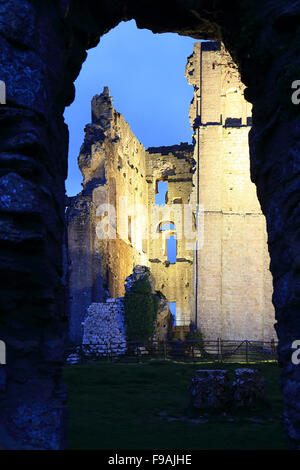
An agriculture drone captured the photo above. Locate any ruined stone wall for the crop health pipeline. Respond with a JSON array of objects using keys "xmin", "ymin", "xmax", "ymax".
[
  {"xmin": 82, "ymin": 299, "xmax": 126, "ymax": 356},
  {"xmin": 186, "ymin": 42, "xmax": 275, "ymax": 341},
  {"xmin": 67, "ymin": 196, "xmax": 94, "ymax": 344},
  {"xmin": 90, "ymin": 89, "xmax": 149, "ymax": 299},
  {"xmin": 145, "ymin": 145, "xmax": 195, "ymax": 326}
]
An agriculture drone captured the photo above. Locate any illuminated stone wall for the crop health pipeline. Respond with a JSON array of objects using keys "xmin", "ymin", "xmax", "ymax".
[
  {"xmin": 186, "ymin": 42, "xmax": 275, "ymax": 341},
  {"xmin": 67, "ymin": 89, "xmax": 194, "ymax": 339}
]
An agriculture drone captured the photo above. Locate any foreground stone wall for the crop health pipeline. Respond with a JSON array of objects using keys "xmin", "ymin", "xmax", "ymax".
[{"xmin": 186, "ymin": 42, "xmax": 276, "ymax": 341}]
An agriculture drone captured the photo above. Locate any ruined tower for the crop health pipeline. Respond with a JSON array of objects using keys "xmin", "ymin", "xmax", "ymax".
[{"xmin": 186, "ymin": 42, "xmax": 275, "ymax": 340}]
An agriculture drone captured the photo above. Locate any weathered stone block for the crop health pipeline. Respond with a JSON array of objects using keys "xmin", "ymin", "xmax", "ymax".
[{"xmin": 82, "ymin": 301, "xmax": 126, "ymax": 357}]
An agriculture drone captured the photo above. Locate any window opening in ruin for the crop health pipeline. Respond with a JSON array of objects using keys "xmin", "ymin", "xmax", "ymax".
[
  {"xmin": 155, "ymin": 181, "xmax": 168, "ymax": 206},
  {"xmin": 166, "ymin": 235, "xmax": 177, "ymax": 263},
  {"xmin": 159, "ymin": 222, "xmax": 175, "ymax": 232},
  {"xmin": 169, "ymin": 302, "xmax": 176, "ymax": 325}
]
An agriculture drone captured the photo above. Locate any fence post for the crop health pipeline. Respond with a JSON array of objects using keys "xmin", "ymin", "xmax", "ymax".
[
  {"xmin": 218, "ymin": 337, "xmax": 222, "ymax": 363},
  {"xmin": 245, "ymin": 340, "xmax": 249, "ymax": 364}
]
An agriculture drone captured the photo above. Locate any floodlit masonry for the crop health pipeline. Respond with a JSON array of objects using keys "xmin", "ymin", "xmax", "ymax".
[{"xmin": 66, "ymin": 41, "xmax": 276, "ymax": 344}]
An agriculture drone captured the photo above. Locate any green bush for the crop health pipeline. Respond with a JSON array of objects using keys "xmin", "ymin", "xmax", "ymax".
[
  {"xmin": 172, "ymin": 330, "xmax": 182, "ymax": 341},
  {"xmin": 124, "ymin": 277, "xmax": 158, "ymax": 341}
]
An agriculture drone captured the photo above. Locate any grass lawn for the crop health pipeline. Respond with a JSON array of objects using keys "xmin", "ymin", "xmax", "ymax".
[{"xmin": 63, "ymin": 360, "xmax": 288, "ymax": 450}]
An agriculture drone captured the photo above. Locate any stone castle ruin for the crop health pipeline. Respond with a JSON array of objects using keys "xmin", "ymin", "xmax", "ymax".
[{"xmin": 66, "ymin": 41, "xmax": 276, "ymax": 345}]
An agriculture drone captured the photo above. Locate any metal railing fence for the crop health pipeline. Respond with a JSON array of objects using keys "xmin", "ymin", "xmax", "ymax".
[{"xmin": 65, "ymin": 338, "xmax": 278, "ymax": 365}]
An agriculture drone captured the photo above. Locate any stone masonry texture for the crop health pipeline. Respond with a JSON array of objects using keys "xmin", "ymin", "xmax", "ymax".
[
  {"xmin": 68, "ymin": 43, "xmax": 276, "ymax": 349},
  {"xmin": 67, "ymin": 88, "xmax": 195, "ymax": 339}
]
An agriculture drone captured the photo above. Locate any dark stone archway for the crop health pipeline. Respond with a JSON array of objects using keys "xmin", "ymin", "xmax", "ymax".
[{"xmin": 1, "ymin": 0, "xmax": 300, "ymax": 449}]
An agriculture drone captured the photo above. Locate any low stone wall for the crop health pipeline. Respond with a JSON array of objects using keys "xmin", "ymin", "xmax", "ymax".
[{"xmin": 81, "ymin": 299, "xmax": 126, "ymax": 357}]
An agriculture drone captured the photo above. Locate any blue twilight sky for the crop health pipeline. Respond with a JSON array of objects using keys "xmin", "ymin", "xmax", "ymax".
[{"xmin": 64, "ymin": 20, "xmax": 198, "ymax": 196}]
